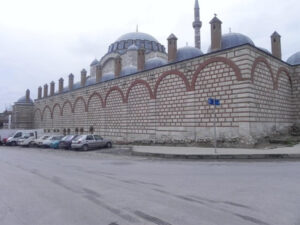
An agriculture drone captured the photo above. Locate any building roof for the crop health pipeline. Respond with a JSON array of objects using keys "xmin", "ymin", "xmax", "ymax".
[
  {"xmin": 116, "ymin": 32, "xmax": 158, "ymax": 42},
  {"xmin": 145, "ymin": 57, "xmax": 167, "ymax": 70},
  {"xmin": 287, "ymin": 52, "xmax": 300, "ymax": 65},
  {"xmin": 16, "ymin": 96, "xmax": 34, "ymax": 104}
]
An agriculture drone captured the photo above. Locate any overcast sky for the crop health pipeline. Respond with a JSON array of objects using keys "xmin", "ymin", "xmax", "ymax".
[{"xmin": 0, "ymin": 0, "xmax": 299, "ymax": 111}]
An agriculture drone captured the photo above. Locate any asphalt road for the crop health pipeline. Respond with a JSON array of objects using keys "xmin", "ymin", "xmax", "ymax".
[{"xmin": 0, "ymin": 146, "xmax": 300, "ymax": 225}]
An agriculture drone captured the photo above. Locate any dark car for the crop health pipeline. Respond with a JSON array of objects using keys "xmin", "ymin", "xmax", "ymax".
[{"xmin": 58, "ymin": 135, "xmax": 78, "ymax": 150}]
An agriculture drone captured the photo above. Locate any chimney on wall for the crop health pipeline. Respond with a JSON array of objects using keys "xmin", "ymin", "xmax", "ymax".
[
  {"xmin": 210, "ymin": 14, "xmax": 222, "ymax": 51},
  {"xmin": 96, "ymin": 64, "xmax": 102, "ymax": 83},
  {"xmin": 43, "ymin": 84, "xmax": 48, "ymax": 98},
  {"xmin": 137, "ymin": 48, "xmax": 145, "ymax": 71},
  {"xmin": 68, "ymin": 73, "xmax": 74, "ymax": 91},
  {"xmin": 167, "ymin": 33, "xmax": 178, "ymax": 62},
  {"xmin": 81, "ymin": 69, "xmax": 87, "ymax": 87},
  {"xmin": 59, "ymin": 78, "xmax": 64, "ymax": 93},
  {"xmin": 114, "ymin": 56, "xmax": 122, "ymax": 78},
  {"xmin": 38, "ymin": 86, "xmax": 42, "ymax": 99},
  {"xmin": 26, "ymin": 89, "xmax": 30, "ymax": 102},
  {"xmin": 271, "ymin": 31, "xmax": 282, "ymax": 59},
  {"xmin": 50, "ymin": 81, "xmax": 55, "ymax": 96}
]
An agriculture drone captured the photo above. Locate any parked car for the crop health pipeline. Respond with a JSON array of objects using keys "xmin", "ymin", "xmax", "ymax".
[
  {"xmin": 50, "ymin": 136, "xmax": 65, "ymax": 149},
  {"xmin": 41, "ymin": 136, "xmax": 64, "ymax": 148},
  {"xmin": 58, "ymin": 135, "xmax": 78, "ymax": 150},
  {"xmin": 17, "ymin": 135, "xmax": 36, "ymax": 147},
  {"xmin": 71, "ymin": 135, "xmax": 112, "ymax": 151},
  {"xmin": 33, "ymin": 135, "xmax": 50, "ymax": 147},
  {"xmin": 6, "ymin": 131, "xmax": 36, "ymax": 146}
]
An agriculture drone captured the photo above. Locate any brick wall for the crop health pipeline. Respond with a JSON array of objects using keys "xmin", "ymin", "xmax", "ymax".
[{"xmin": 32, "ymin": 45, "xmax": 298, "ymax": 146}]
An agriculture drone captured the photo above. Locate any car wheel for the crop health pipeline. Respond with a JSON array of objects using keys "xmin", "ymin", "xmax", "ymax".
[
  {"xmin": 106, "ymin": 142, "xmax": 112, "ymax": 148},
  {"xmin": 82, "ymin": 145, "xmax": 88, "ymax": 151},
  {"xmin": 11, "ymin": 141, "xmax": 17, "ymax": 146},
  {"xmin": 29, "ymin": 142, "xmax": 34, "ymax": 148}
]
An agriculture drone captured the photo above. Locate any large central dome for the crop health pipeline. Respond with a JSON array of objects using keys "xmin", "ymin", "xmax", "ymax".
[
  {"xmin": 116, "ymin": 32, "xmax": 159, "ymax": 43},
  {"xmin": 107, "ymin": 31, "xmax": 166, "ymax": 54}
]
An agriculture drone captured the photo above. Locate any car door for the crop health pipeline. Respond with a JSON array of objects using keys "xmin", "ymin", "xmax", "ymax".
[
  {"xmin": 86, "ymin": 135, "xmax": 95, "ymax": 148},
  {"xmin": 94, "ymin": 135, "xmax": 104, "ymax": 148}
]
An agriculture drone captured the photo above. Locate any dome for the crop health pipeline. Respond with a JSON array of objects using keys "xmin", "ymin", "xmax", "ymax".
[
  {"xmin": 128, "ymin": 44, "xmax": 139, "ymax": 51},
  {"xmin": 121, "ymin": 66, "xmax": 137, "ymax": 76},
  {"xmin": 17, "ymin": 96, "xmax": 33, "ymax": 104},
  {"xmin": 176, "ymin": 46, "xmax": 203, "ymax": 61},
  {"xmin": 116, "ymin": 32, "xmax": 158, "ymax": 42},
  {"xmin": 287, "ymin": 52, "xmax": 300, "ymax": 65},
  {"xmin": 208, "ymin": 32, "xmax": 255, "ymax": 52},
  {"xmin": 102, "ymin": 73, "xmax": 115, "ymax": 82},
  {"xmin": 90, "ymin": 59, "xmax": 99, "ymax": 66},
  {"xmin": 145, "ymin": 57, "xmax": 167, "ymax": 70},
  {"xmin": 86, "ymin": 76, "xmax": 97, "ymax": 86}
]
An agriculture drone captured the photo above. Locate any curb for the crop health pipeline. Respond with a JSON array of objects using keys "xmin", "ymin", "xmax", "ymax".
[{"xmin": 131, "ymin": 151, "xmax": 300, "ymax": 160}]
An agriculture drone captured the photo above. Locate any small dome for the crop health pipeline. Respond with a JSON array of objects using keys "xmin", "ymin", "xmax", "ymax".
[
  {"xmin": 17, "ymin": 96, "xmax": 33, "ymax": 104},
  {"xmin": 208, "ymin": 32, "xmax": 255, "ymax": 52},
  {"xmin": 86, "ymin": 76, "xmax": 97, "ymax": 86},
  {"xmin": 287, "ymin": 52, "xmax": 300, "ymax": 65},
  {"xmin": 121, "ymin": 66, "xmax": 137, "ymax": 77},
  {"xmin": 102, "ymin": 73, "xmax": 115, "ymax": 82},
  {"xmin": 116, "ymin": 32, "xmax": 158, "ymax": 42},
  {"xmin": 258, "ymin": 47, "xmax": 271, "ymax": 54},
  {"xmin": 128, "ymin": 44, "xmax": 139, "ymax": 51},
  {"xmin": 176, "ymin": 46, "xmax": 203, "ymax": 61},
  {"xmin": 90, "ymin": 59, "xmax": 99, "ymax": 67},
  {"xmin": 145, "ymin": 57, "xmax": 167, "ymax": 70}
]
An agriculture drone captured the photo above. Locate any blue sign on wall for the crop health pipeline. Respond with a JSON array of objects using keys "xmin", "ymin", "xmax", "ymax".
[{"xmin": 208, "ymin": 98, "xmax": 221, "ymax": 106}]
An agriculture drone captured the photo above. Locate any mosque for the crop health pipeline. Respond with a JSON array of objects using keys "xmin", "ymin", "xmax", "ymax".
[{"xmin": 11, "ymin": 0, "xmax": 300, "ymax": 146}]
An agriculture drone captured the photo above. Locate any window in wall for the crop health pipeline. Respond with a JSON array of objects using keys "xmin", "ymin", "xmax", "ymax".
[
  {"xmin": 75, "ymin": 128, "xmax": 79, "ymax": 135},
  {"xmin": 80, "ymin": 128, "xmax": 84, "ymax": 134},
  {"xmin": 67, "ymin": 128, "xmax": 71, "ymax": 135},
  {"xmin": 89, "ymin": 126, "xmax": 94, "ymax": 134},
  {"xmin": 63, "ymin": 129, "xmax": 66, "ymax": 135}
]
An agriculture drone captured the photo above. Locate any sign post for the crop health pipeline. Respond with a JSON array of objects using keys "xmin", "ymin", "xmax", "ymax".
[{"xmin": 208, "ymin": 98, "xmax": 220, "ymax": 154}]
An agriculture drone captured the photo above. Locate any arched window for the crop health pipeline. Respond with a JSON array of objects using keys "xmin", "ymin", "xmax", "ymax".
[
  {"xmin": 80, "ymin": 128, "xmax": 84, "ymax": 134},
  {"xmin": 63, "ymin": 129, "xmax": 66, "ymax": 135},
  {"xmin": 75, "ymin": 128, "xmax": 79, "ymax": 135},
  {"xmin": 67, "ymin": 128, "xmax": 71, "ymax": 135},
  {"xmin": 89, "ymin": 126, "xmax": 94, "ymax": 134}
]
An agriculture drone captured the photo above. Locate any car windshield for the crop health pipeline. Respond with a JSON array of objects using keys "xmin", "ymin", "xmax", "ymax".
[
  {"xmin": 41, "ymin": 136, "xmax": 49, "ymax": 140},
  {"xmin": 62, "ymin": 135, "xmax": 75, "ymax": 141},
  {"xmin": 73, "ymin": 135, "xmax": 84, "ymax": 141},
  {"xmin": 52, "ymin": 136, "xmax": 62, "ymax": 140}
]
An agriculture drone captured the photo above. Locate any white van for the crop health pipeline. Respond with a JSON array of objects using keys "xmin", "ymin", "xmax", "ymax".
[{"xmin": 6, "ymin": 130, "xmax": 38, "ymax": 146}]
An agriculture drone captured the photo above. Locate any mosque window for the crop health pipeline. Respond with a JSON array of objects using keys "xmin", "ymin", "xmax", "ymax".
[
  {"xmin": 108, "ymin": 45, "xmax": 113, "ymax": 52},
  {"xmin": 75, "ymin": 128, "xmax": 79, "ymax": 135},
  {"xmin": 145, "ymin": 41, "xmax": 152, "ymax": 50},
  {"xmin": 152, "ymin": 42, "xmax": 158, "ymax": 51},
  {"xmin": 112, "ymin": 43, "xmax": 118, "ymax": 51},
  {"xmin": 67, "ymin": 128, "xmax": 70, "ymax": 135},
  {"xmin": 128, "ymin": 40, "xmax": 133, "ymax": 46},
  {"xmin": 119, "ymin": 41, "xmax": 125, "ymax": 49},
  {"xmin": 80, "ymin": 128, "xmax": 84, "ymax": 134},
  {"xmin": 63, "ymin": 129, "xmax": 66, "ymax": 135},
  {"xmin": 89, "ymin": 126, "xmax": 94, "ymax": 134}
]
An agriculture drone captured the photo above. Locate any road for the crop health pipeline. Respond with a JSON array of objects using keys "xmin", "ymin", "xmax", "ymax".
[{"xmin": 0, "ymin": 146, "xmax": 300, "ymax": 225}]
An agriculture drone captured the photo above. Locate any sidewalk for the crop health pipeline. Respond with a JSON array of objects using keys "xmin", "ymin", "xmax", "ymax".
[{"xmin": 131, "ymin": 144, "xmax": 300, "ymax": 159}]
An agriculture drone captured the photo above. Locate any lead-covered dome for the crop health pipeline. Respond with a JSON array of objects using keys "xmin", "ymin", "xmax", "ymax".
[
  {"xmin": 107, "ymin": 32, "xmax": 166, "ymax": 54},
  {"xmin": 176, "ymin": 46, "xmax": 203, "ymax": 61},
  {"xmin": 16, "ymin": 96, "xmax": 33, "ymax": 104},
  {"xmin": 208, "ymin": 32, "xmax": 255, "ymax": 52},
  {"xmin": 287, "ymin": 52, "xmax": 300, "ymax": 65}
]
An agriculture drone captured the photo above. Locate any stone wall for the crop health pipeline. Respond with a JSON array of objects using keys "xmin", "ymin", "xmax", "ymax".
[
  {"xmin": 32, "ymin": 45, "xmax": 298, "ymax": 146},
  {"xmin": 12, "ymin": 104, "xmax": 34, "ymax": 129}
]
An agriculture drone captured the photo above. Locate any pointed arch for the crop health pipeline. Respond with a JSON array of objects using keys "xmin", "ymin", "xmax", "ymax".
[
  {"xmin": 251, "ymin": 56, "xmax": 275, "ymax": 88},
  {"xmin": 125, "ymin": 79, "xmax": 154, "ymax": 103},
  {"xmin": 87, "ymin": 92, "xmax": 104, "ymax": 110},
  {"xmin": 275, "ymin": 67, "xmax": 292, "ymax": 90},
  {"xmin": 72, "ymin": 96, "xmax": 87, "ymax": 113},
  {"xmin": 62, "ymin": 100, "xmax": 73, "ymax": 116},
  {"xmin": 33, "ymin": 108, "xmax": 42, "ymax": 120},
  {"xmin": 191, "ymin": 57, "xmax": 242, "ymax": 90},
  {"xmin": 52, "ymin": 103, "xmax": 62, "ymax": 117},
  {"xmin": 104, "ymin": 86, "xmax": 125, "ymax": 107},
  {"xmin": 42, "ymin": 105, "xmax": 52, "ymax": 120},
  {"xmin": 154, "ymin": 70, "xmax": 191, "ymax": 98}
]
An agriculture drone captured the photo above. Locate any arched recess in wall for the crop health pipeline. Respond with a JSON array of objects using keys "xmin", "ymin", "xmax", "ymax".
[
  {"xmin": 251, "ymin": 56, "xmax": 276, "ymax": 122},
  {"xmin": 154, "ymin": 70, "xmax": 191, "ymax": 98},
  {"xmin": 125, "ymin": 79, "xmax": 154, "ymax": 103},
  {"xmin": 126, "ymin": 79, "xmax": 155, "ymax": 140},
  {"xmin": 42, "ymin": 105, "xmax": 52, "ymax": 129},
  {"xmin": 274, "ymin": 67, "xmax": 294, "ymax": 123},
  {"xmin": 87, "ymin": 92, "xmax": 105, "ymax": 135},
  {"xmin": 33, "ymin": 108, "xmax": 42, "ymax": 129},
  {"xmin": 61, "ymin": 100, "xmax": 73, "ymax": 132},
  {"xmin": 52, "ymin": 103, "xmax": 62, "ymax": 131},
  {"xmin": 73, "ymin": 97, "xmax": 88, "ymax": 133},
  {"xmin": 192, "ymin": 57, "xmax": 240, "ymax": 132},
  {"xmin": 104, "ymin": 86, "xmax": 126, "ymax": 139},
  {"xmin": 154, "ymin": 69, "xmax": 192, "ymax": 142},
  {"xmin": 251, "ymin": 56, "xmax": 275, "ymax": 88},
  {"xmin": 191, "ymin": 57, "xmax": 242, "ymax": 90}
]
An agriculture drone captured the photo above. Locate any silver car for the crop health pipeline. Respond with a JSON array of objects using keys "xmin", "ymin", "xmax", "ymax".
[{"xmin": 71, "ymin": 135, "xmax": 112, "ymax": 151}]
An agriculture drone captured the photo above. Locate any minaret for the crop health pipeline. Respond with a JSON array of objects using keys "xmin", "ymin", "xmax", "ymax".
[{"xmin": 193, "ymin": 0, "xmax": 202, "ymax": 49}]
